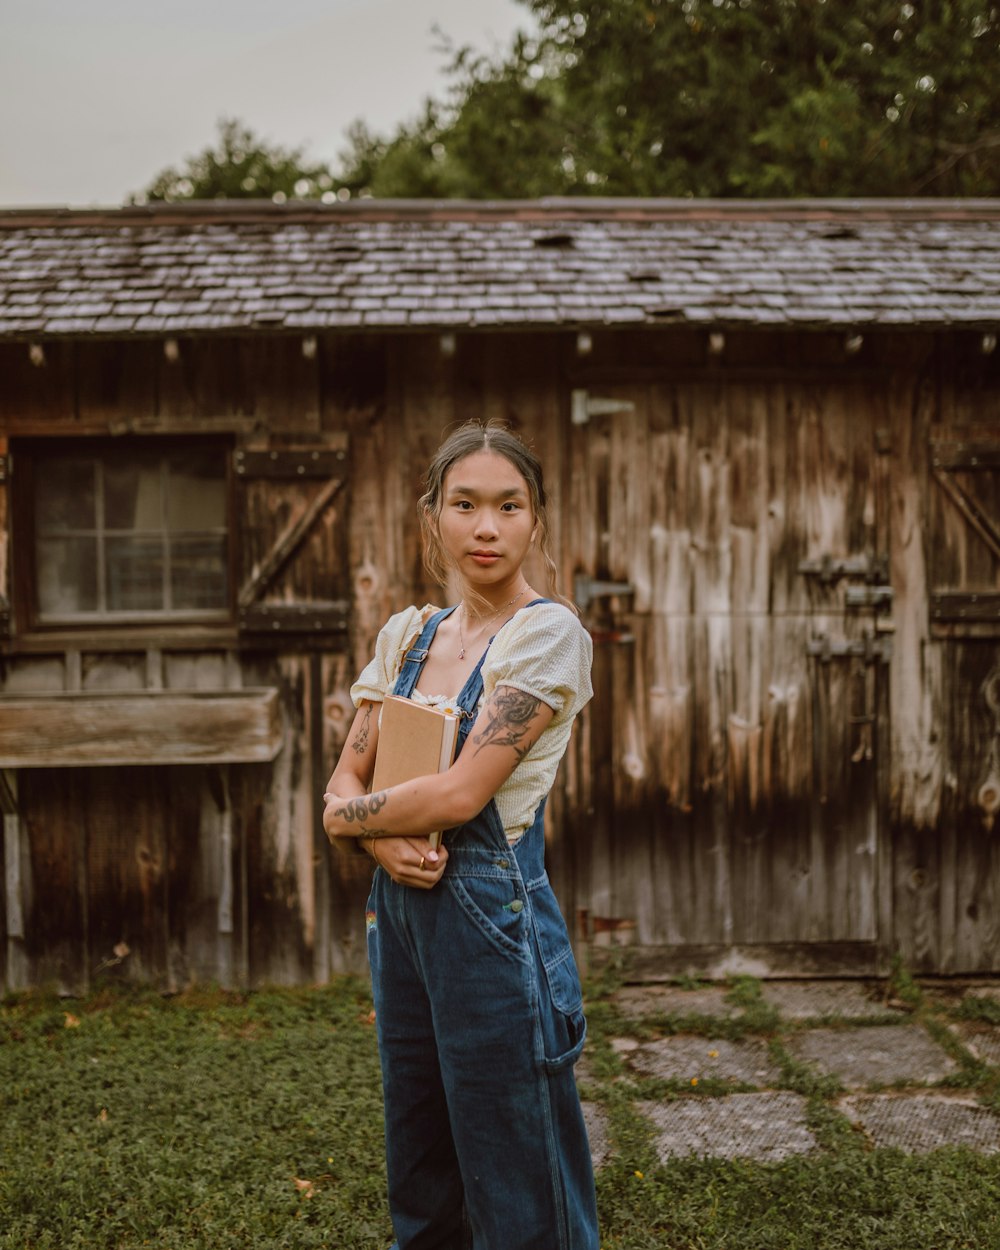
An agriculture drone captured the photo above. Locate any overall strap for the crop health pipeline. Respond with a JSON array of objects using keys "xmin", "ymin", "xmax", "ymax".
[
  {"xmin": 455, "ymin": 598, "xmax": 552, "ymax": 726},
  {"xmin": 391, "ymin": 607, "xmax": 456, "ymax": 698}
]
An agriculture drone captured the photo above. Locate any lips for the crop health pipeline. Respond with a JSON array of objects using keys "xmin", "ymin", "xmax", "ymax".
[{"xmin": 469, "ymin": 550, "xmax": 501, "ymax": 564}]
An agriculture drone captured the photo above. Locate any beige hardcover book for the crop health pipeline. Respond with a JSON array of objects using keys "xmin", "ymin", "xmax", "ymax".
[{"xmin": 371, "ymin": 695, "xmax": 460, "ymax": 849}]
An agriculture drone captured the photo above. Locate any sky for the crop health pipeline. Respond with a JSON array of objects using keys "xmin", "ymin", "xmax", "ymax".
[{"xmin": 0, "ymin": 0, "xmax": 535, "ymax": 207}]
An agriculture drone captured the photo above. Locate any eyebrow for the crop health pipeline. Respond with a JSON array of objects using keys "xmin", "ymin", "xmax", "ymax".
[{"xmin": 445, "ymin": 483, "xmax": 529, "ymax": 500}]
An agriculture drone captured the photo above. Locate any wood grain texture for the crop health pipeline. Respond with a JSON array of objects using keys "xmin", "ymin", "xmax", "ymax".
[
  {"xmin": 2, "ymin": 329, "xmax": 999, "ymax": 985},
  {"xmin": 0, "ymin": 689, "xmax": 282, "ymax": 765}
]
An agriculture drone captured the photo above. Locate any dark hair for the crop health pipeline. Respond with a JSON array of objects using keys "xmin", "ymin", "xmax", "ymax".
[{"xmin": 418, "ymin": 420, "xmax": 569, "ymax": 608}]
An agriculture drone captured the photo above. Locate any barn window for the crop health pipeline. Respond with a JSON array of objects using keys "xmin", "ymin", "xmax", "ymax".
[{"xmin": 27, "ymin": 442, "xmax": 229, "ymax": 624}]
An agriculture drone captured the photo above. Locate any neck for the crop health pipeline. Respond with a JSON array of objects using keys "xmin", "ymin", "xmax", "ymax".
[{"xmin": 461, "ymin": 578, "xmax": 529, "ymax": 618}]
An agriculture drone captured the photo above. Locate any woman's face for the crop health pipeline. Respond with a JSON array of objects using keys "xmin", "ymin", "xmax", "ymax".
[{"xmin": 436, "ymin": 450, "xmax": 537, "ymax": 590}]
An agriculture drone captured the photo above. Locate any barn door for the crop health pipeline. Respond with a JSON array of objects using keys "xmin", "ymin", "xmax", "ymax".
[
  {"xmin": 920, "ymin": 424, "xmax": 1000, "ymax": 972},
  {"xmin": 559, "ymin": 380, "xmax": 891, "ymax": 976}
]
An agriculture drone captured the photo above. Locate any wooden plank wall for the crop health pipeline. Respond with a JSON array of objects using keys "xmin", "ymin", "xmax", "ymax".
[
  {"xmin": 0, "ymin": 334, "xmax": 350, "ymax": 991},
  {"xmin": 891, "ymin": 344, "xmax": 1000, "ymax": 975},
  {"xmin": 1, "ymin": 328, "xmax": 999, "ymax": 989}
]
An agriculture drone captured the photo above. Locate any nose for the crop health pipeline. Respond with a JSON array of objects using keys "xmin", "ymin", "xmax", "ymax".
[{"xmin": 474, "ymin": 509, "xmax": 500, "ymax": 539}]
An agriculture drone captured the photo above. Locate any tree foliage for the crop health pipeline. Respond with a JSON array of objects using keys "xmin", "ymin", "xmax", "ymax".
[
  {"xmin": 135, "ymin": 118, "xmax": 337, "ymax": 203},
  {"xmin": 338, "ymin": 0, "xmax": 1000, "ymax": 198}
]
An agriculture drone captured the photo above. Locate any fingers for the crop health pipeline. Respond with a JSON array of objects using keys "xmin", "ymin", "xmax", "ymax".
[{"xmin": 373, "ymin": 837, "xmax": 447, "ymax": 889}]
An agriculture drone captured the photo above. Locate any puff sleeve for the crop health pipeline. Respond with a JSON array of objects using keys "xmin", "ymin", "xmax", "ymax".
[
  {"xmin": 349, "ymin": 605, "xmax": 430, "ymax": 708},
  {"xmin": 482, "ymin": 602, "xmax": 593, "ymax": 724}
]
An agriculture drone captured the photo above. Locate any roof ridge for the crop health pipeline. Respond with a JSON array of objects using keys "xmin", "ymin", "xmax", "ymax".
[{"xmin": 2, "ymin": 196, "xmax": 1000, "ymax": 229}]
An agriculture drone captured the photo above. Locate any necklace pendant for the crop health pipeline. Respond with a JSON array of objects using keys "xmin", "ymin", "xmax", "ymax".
[{"xmin": 458, "ymin": 647, "xmax": 465, "ymax": 660}]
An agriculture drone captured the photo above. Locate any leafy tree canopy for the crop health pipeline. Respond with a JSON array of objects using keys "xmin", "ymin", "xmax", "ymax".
[
  {"xmin": 134, "ymin": 118, "xmax": 338, "ymax": 203},
  {"xmin": 339, "ymin": 0, "xmax": 1000, "ymax": 198},
  {"xmin": 135, "ymin": 3, "xmax": 1000, "ymax": 203}
]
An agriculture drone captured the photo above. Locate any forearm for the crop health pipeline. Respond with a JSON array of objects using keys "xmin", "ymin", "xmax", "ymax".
[{"xmin": 324, "ymin": 770, "xmax": 474, "ymax": 840}]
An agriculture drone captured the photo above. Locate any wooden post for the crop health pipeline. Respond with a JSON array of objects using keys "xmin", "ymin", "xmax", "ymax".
[{"xmin": 2, "ymin": 769, "xmax": 28, "ymax": 990}]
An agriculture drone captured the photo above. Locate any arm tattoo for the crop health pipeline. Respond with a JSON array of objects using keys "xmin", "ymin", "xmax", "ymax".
[
  {"xmin": 334, "ymin": 790, "xmax": 389, "ymax": 835},
  {"xmin": 350, "ymin": 703, "xmax": 373, "ymax": 756},
  {"xmin": 472, "ymin": 688, "xmax": 542, "ymax": 762}
]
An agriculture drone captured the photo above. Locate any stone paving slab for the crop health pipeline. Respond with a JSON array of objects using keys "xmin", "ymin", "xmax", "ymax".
[
  {"xmin": 581, "ymin": 1101, "xmax": 612, "ymax": 1170},
  {"xmin": 951, "ymin": 1022, "xmax": 1000, "ymax": 1067},
  {"xmin": 840, "ymin": 1093, "xmax": 1000, "ymax": 1154},
  {"xmin": 965, "ymin": 985, "xmax": 1000, "ymax": 1006},
  {"xmin": 637, "ymin": 1092, "xmax": 817, "ymax": 1162},
  {"xmin": 623, "ymin": 1035, "xmax": 781, "ymax": 1087},
  {"xmin": 787, "ymin": 1024, "xmax": 958, "ymax": 1088},
  {"xmin": 613, "ymin": 984, "xmax": 738, "ymax": 1021},
  {"xmin": 761, "ymin": 979, "xmax": 904, "ymax": 1021}
]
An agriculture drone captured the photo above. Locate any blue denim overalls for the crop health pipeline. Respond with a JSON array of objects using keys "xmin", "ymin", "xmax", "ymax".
[{"xmin": 365, "ymin": 603, "xmax": 600, "ymax": 1250}]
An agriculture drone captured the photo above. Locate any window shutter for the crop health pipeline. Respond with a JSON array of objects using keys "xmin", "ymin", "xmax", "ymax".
[
  {"xmin": 234, "ymin": 435, "xmax": 350, "ymax": 645},
  {"xmin": 929, "ymin": 426, "xmax": 1000, "ymax": 635}
]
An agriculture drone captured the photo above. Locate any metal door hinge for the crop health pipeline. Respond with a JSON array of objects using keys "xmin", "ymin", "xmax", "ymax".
[
  {"xmin": 574, "ymin": 574, "xmax": 634, "ymax": 612},
  {"xmin": 234, "ymin": 446, "xmax": 347, "ymax": 478},
  {"xmin": 931, "ymin": 592, "xmax": 1000, "ymax": 622},
  {"xmin": 845, "ymin": 585, "xmax": 894, "ymax": 610},
  {"xmin": 570, "ymin": 390, "xmax": 636, "ymax": 426},
  {"xmin": 239, "ymin": 601, "xmax": 349, "ymax": 635}
]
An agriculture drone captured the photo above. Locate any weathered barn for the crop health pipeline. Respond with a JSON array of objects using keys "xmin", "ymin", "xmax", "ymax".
[{"xmin": 0, "ymin": 198, "xmax": 998, "ymax": 992}]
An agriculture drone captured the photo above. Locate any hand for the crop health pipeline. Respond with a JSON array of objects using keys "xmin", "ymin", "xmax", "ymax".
[{"xmin": 366, "ymin": 837, "xmax": 448, "ymax": 890}]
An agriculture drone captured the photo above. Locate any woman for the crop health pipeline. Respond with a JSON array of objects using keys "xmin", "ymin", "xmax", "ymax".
[{"xmin": 323, "ymin": 419, "xmax": 599, "ymax": 1250}]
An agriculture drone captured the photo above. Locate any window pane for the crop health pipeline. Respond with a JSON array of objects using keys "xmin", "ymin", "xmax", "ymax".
[
  {"xmin": 106, "ymin": 537, "xmax": 164, "ymax": 611},
  {"xmin": 166, "ymin": 450, "xmax": 226, "ymax": 531},
  {"xmin": 35, "ymin": 459, "xmax": 96, "ymax": 530},
  {"xmin": 37, "ymin": 537, "xmax": 98, "ymax": 615},
  {"xmin": 31, "ymin": 443, "xmax": 229, "ymax": 623},
  {"xmin": 170, "ymin": 536, "xmax": 228, "ymax": 610},
  {"xmin": 105, "ymin": 457, "xmax": 163, "ymax": 530}
]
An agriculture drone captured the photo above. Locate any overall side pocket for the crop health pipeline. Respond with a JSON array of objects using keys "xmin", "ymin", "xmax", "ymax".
[
  {"xmin": 446, "ymin": 874, "xmax": 531, "ymax": 962},
  {"xmin": 529, "ymin": 883, "xmax": 587, "ymax": 1072}
]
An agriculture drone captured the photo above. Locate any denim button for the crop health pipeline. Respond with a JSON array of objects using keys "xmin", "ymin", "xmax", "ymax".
[
  {"xmin": 509, "ymin": 899, "xmax": 524, "ymax": 913},
  {"xmin": 497, "ymin": 858, "xmax": 510, "ymax": 869}
]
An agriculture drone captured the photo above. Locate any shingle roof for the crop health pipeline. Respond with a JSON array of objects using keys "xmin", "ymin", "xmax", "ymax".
[{"xmin": 1, "ymin": 199, "xmax": 998, "ymax": 338}]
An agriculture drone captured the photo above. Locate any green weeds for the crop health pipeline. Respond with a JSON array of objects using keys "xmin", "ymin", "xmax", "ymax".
[{"xmin": 1, "ymin": 972, "xmax": 999, "ymax": 1249}]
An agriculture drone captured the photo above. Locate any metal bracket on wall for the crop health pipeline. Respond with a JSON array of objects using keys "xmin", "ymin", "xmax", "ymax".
[
  {"xmin": 574, "ymin": 573, "xmax": 635, "ymax": 613},
  {"xmin": 807, "ymin": 633, "xmax": 893, "ymax": 663}
]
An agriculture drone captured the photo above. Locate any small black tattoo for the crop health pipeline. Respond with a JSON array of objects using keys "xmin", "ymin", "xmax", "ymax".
[
  {"xmin": 335, "ymin": 790, "xmax": 389, "ymax": 827},
  {"xmin": 350, "ymin": 703, "xmax": 373, "ymax": 756},
  {"xmin": 472, "ymin": 688, "xmax": 542, "ymax": 761}
]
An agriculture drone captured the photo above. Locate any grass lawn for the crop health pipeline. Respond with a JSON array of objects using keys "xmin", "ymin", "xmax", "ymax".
[{"xmin": 1, "ymin": 976, "xmax": 998, "ymax": 1249}]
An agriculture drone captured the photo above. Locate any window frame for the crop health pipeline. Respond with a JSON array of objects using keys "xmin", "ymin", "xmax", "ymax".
[{"xmin": 11, "ymin": 435, "xmax": 236, "ymax": 637}]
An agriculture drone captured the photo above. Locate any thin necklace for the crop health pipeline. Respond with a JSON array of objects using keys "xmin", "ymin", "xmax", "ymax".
[{"xmin": 457, "ymin": 588, "xmax": 527, "ymax": 659}]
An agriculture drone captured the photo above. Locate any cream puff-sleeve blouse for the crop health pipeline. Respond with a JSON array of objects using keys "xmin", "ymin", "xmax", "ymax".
[{"xmin": 350, "ymin": 601, "xmax": 593, "ymax": 841}]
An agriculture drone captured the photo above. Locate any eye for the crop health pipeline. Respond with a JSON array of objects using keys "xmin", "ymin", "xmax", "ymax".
[
  {"xmin": 454, "ymin": 500, "xmax": 474, "ymax": 511},
  {"xmin": 500, "ymin": 501, "xmax": 521, "ymax": 513}
]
